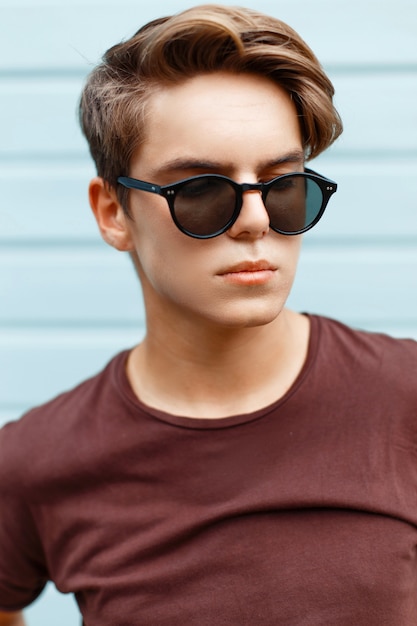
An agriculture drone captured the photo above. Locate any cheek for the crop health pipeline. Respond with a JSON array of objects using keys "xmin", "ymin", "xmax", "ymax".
[
  {"xmin": 142, "ymin": 248, "xmax": 216, "ymax": 315},
  {"xmin": 280, "ymin": 235, "xmax": 303, "ymax": 270},
  {"xmin": 276, "ymin": 237, "xmax": 303, "ymax": 296},
  {"xmin": 130, "ymin": 214, "xmax": 212, "ymax": 297}
]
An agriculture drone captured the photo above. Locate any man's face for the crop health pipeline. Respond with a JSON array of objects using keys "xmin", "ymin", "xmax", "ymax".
[{"xmin": 122, "ymin": 71, "xmax": 304, "ymax": 330}]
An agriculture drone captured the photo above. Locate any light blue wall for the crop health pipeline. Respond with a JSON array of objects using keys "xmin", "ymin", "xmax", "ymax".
[{"xmin": 0, "ymin": 0, "xmax": 416, "ymax": 623}]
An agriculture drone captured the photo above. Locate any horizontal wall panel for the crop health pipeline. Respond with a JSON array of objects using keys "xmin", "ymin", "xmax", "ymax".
[
  {"xmin": 0, "ymin": 327, "xmax": 143, "ymax": 411},
  {"xmin": 0, "ymin": 409, "xmax": 20, "ymax": 428},
  {"xmin": 288, "ymin": 244, "xmax": 417, "ymax": 330},
  {"xmin": 24, "ymin": 584, "xmax": 79, "ymax": 626},
  {"xmin": 307, "ymin": 158, "xmax": 417, "ymax": 239},
  {"xmin": 1, "ymin": 72, "xmax": 416, "ymax": 158},
  {"xmin": 0, "ymin": 1, "xmax": 416, "ymax": 69},
  {"xmin": 0, "ymin": 407, "xmax": 36, "ymax": 428},
  {"xmin": 0, "ymin": 78, "xmax": 85, "ymax": 157},
  {"xmin": 2, "ymin": 243, "xmax": 416, "ymax": 325},
  {"xmin": 329, "ymin": 73, "xmax": 417, "ymax": 154},
  {"xmin": 1, "ymin": 159, "xmax": 416, "ymax": 242},
  {"xmin": 1, "ymin": 245, "xmax": 143, "ymax": 324},
  {"xmin": 0, "ymin": 162, "xmax": 97, "ymax": 241}
]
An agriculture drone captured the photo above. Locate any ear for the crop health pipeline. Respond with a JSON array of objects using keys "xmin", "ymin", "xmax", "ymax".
[{"xmin": 88, "ymin": 177, "xmax": 134, "ymax": 251}]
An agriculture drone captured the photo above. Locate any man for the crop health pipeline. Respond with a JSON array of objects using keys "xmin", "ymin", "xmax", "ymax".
[{"xmin": 1, "ymin": 5, "xmax": 416, "ymax": 625}]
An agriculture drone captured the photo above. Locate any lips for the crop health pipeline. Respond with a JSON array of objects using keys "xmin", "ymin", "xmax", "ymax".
[
  {"xmin": 216, "ymin": 260, "xmax": 277, "ymax": 286},
  {"xmin": 218, "ymin": 260, "xmax": 277, "ymax": 275}
]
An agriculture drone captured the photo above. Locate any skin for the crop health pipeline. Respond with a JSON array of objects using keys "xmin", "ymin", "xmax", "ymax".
[
  {"xmin": 0, "ymin": 612, "xmax": 26, "ymax": 626},
  {"xmin": 89, "ymin": 71, "xmax": 310, "ymax": 418}
]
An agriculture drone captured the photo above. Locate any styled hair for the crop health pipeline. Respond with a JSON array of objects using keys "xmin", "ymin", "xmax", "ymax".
[{"xmin": 79, "ymin": 4, "xmax": 342, "ymax": 208}]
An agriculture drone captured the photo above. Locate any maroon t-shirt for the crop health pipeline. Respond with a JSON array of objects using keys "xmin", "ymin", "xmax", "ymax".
[{"xmin": 1, "ymin": 315, "xmax": 417, "ymax": 625}]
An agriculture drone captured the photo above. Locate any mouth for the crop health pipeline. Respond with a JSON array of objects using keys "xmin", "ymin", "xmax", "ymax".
[
  {"xmin": 219, "ymin": 260, "xmax": 277, "ymax": 274},
  {"xmin": 217, "ymin": 260, "xmax": 277, "ymax": 285}
]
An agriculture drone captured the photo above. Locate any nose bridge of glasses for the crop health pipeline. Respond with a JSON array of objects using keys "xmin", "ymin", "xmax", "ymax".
[
  {"xmin": 238, "ymin": 182, "xmax": 269, "ymax": 216},
  {"xmin": 236, "ymin": 182, "xmax": 270, "ymax": 230},
  {"xmin": 240, "ymin": 182, "xmax": 264, "ymax": 194},
  {"xmin": 238, "ymin": 182, "xmax": 265, "ymax": 211}
]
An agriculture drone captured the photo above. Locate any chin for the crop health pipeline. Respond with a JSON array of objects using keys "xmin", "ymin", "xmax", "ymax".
[{"xmin": 213, "ymin": 304, "xmax": 284, "ymax": 330}]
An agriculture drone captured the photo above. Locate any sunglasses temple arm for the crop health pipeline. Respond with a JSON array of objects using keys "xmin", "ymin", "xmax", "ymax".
[{"xmin": 118, "ymin": 177, "xmax": 162, "ymax": 194}]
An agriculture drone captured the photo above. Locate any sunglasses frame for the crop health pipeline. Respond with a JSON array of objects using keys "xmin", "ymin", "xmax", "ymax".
[{"xmin": 117, "ymin": 167, "xmax": 337, "ymax": 239}]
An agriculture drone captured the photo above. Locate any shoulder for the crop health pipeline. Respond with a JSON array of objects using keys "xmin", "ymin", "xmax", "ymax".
[
  {"xmin": 315, "ymin": 314, "xmax": 417, "ymax": 358},
  {"xmin": 0, "ymin": 350, "xmax": 130, "ymax": 493},
  {"xmin": 312, "ymin": 314, "xmax": 417, "ymax": 394}
]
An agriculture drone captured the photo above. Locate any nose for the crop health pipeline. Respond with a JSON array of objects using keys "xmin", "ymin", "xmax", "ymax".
[{"xmin": 227, "ymin": 189, "xmax": 270, "ymax": 239}]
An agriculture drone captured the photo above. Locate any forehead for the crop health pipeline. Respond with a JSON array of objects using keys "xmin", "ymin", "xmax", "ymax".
[{"xmin": 133, "ymin": 72, "xmax": 303, "ymax": 175}]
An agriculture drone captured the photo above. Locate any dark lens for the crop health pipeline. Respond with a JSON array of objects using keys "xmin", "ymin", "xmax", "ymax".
[
  {"xmin": 173, "ymin": 177, "xmax": 236, "ymax": 237},
  {"xmin": 265, "ymin": 175, "xmax": 324, "ymax": 234}
]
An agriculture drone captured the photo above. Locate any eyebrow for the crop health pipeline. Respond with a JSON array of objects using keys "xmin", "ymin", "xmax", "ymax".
[{"xmin": 155, "ymin": 150, "xmax": 305, "ymax": 175}]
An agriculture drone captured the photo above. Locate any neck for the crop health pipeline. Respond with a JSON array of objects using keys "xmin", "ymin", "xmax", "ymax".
[{"xmin": 126, "ymin": 308, "xmax": 310, "ymax": 419}]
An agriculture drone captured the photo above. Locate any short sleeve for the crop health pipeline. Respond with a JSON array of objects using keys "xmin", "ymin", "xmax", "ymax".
[{"xmin": 0, "ymin": 423, "xmax": 48, "ymax": 610}]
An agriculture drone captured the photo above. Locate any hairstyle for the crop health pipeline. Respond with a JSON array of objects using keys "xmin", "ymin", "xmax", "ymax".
[{"xmin": 79, "ymin": 4, "xmax": 342, "ymax": 210}]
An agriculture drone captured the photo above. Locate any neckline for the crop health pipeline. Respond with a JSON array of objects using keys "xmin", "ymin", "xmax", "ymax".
[{"xmin": 114, "ymin": 313, "xmax": 321, "ymax": 430}]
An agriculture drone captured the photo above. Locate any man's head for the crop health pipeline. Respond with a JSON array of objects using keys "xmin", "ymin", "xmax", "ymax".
[
  {"xmin": 82, "ymin": 5, "xmax": 342, "ymax": 330},
  {"xmin": 79, "ymin": 4, "xmax": 342, "ymax": 208}
]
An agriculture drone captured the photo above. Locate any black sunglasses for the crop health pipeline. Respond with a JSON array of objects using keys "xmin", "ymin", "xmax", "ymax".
[{"xmin": 117, "ymin": 167, "xmax": 337, "ymax": 239}]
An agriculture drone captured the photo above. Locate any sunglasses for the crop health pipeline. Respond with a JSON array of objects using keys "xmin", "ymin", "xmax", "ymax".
[{"xmin": 117, "ymin": 167, "xmax": 337, "ymax": 239}]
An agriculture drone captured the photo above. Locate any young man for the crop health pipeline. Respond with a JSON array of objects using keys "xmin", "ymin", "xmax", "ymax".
[{"xmin": 1, "ymin": 5, "xmax": 416, "ymax": 625}]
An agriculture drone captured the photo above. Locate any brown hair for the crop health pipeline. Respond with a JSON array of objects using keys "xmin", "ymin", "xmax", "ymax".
[{"xmin": 79, "ymin": 4, "xmax": 342, "ymax": 208}]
